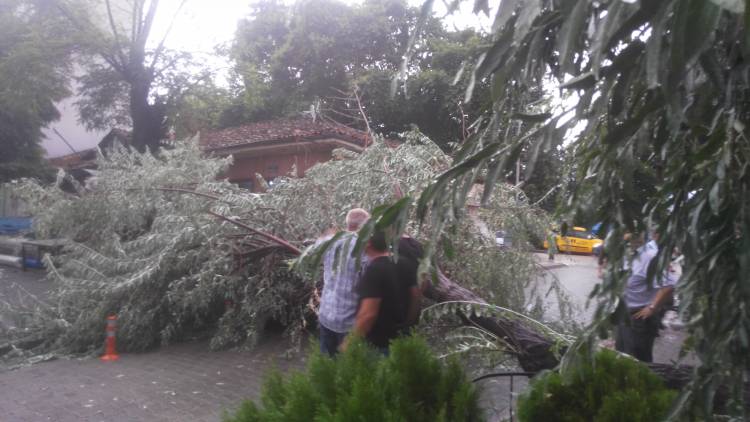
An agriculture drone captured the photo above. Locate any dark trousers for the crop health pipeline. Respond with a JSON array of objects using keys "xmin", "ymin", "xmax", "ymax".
[
  {"xmin": 615, "ymin": 307, "xmax": 661, "ymax": 363},
  {"xmin": 319, "ymin": 324, "xmax": 347, "ymax": 357}
]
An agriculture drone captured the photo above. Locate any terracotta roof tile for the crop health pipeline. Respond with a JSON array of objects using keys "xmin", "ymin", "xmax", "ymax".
[{"xmin": 200, "ymin": 117, "xmax": 370, "ymax": 151}]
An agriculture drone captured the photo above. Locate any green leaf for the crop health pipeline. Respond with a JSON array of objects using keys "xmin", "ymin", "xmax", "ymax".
[
  {"xmin": 560, "ymin": 72, "xmax": 596, "ymax": 90},
  {"xmin": 512, "ymin": 112, "xmax": 552, "ymax": 123},
  {"xmin": 441, "ymin": 236, "xmax": 455, "ymax": 260},
  {"xmin": 556, "ymin": 0, "xmax": 588, "ymax": 75},
  {"xmin": 667, "ymin": 0, "xmax": 721, "ymax": 113},
  {"xmin": 708, "ymin": 0, "xmax": 745, "ymax": 13},
  {"xmin": 513, "ymin": 0, "xmax": 541, "ymax": 45},
  {"xmin": 473, "ymin": 0, "xmax": 489, "ymax": 16},
  {"xmin": 646, "ymin": 3, "xmax": 670, "ymax": 89},
  {"xmin": 491, "ymin": 0, "xmax": 519, "ymax": 33},
  {"xmin": 589, "ymin": 0, "xmax": 626, "ymax": 77},
  {"xmin": 375, "ymin": 196, "xmax": 412, "ymax": 230},
  {"xmin": 474, "ymin": 15, "xmax": 518, "ymax": 81},
  {"xmin": 708, "ymin": 180, "xmax": 721, "ymax": 215},
  {"xmin": 698, "ymin": 51, "xmax": 725, "ymax": 90},
  {"xmin": 480, "ymin": 159, "xmax": 503, "ymax": 206}
]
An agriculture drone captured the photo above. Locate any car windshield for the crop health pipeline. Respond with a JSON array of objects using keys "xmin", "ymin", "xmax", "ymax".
[{"xmin": 570, "ymin": 230, "xmax": 595, "ymax": 240}]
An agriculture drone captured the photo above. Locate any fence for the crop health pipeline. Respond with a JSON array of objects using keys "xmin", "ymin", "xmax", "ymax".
[
  {"xmin": 0, "ymin": 185, "xmax": 28, "ymax": 218},
  {"xmin": 474, "ymin": 371, "xmax": 533, "ymax": 422}
]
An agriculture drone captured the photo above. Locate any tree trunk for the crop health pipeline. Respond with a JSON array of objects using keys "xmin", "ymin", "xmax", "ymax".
[
  {"xmin": 129, "ymin": 78, "xmax": 163, "ymax": 153},
  {"xmin": 422, "ymin": 270, "xmax": 561, "ymax": 372}
]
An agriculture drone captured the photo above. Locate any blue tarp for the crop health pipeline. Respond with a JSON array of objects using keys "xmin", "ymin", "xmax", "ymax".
[{"xmin": 0, "ymin": 217, "xmax": 32, "ymax": 235}]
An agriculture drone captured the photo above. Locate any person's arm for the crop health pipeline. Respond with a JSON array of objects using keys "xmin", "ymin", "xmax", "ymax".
[
  {"xmin": 340, "ymin": 298, "xmax": 380, "ymax": 352},
  {"xmin": 405, "ymin": 286, "xmax": 421, "ymax": 326},
  {"xmin": 352, "ymin": 298, "xmax": 381, "ymax": 336},
  {"xmin": 634, "ymin": 286, "xmax": 674, "ymax": 319}
]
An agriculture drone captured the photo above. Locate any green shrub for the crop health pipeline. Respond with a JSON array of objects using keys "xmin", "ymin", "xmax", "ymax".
[
  {"xmin": 518, "ymin": 349, "xmax": 677, "ymax": 422},
  {"xmin": 224, "ymin": 336, "xmax": 484, "ymax": 422}
]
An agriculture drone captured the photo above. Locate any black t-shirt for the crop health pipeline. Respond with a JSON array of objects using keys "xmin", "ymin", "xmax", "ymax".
[{"xmin": 356, "ymin": 256, "xmax": 407, "ymax": 348}]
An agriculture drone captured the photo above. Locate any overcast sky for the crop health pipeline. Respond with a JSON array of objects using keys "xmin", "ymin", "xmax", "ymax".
[{"xmin": 42, "ymin": 0, "xmax": 491, "ymax": 158}]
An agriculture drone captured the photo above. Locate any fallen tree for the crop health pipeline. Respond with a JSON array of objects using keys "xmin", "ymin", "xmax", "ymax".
[{"xmin": 2, "ymin": 134, "xmax": 551, "ymax": 361}]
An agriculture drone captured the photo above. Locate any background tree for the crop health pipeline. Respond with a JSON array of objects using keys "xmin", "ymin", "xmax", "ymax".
[
  {"xmin": 55, "ymin": 0, "xmax": 203, "ymax": 152},
  {"xmin": 230, "ymin": 0, "xmax": 488, "ymax": 150},
  {"xmin": 0, "ymin": 0, "xmax": 75, "ymax": 182}
]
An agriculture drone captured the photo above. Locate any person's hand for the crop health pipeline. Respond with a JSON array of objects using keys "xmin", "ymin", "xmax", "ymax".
[
  {"xmin": 634, "ymin": 306, "xmax": 655, "ymax": 319},
  {"xmin": 338, "ymin": 337, "xmax": 349, "ymax": 353}
]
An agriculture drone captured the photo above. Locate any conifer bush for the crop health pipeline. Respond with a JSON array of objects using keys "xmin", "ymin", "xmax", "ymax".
[
  {"xmin": 224, "ymin": 336, "xmax": 484, "ymax": 422},
  {"xmin": 517, "ymin": 349, "xmax": 677, "ymax": 422}
]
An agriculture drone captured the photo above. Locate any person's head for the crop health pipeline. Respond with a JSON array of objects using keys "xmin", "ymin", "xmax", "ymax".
[
  {"xmin": 649, "ymin": 228, "xmax": 660, "ymax": 243},
  {"xmin": 345, "ymin": 208, "xmax": 370, "ymax": 231},
  {"xmin": 365, "ymin": 230, "xmax": 388, "ymax": 256},
  {"xmin": 624, "ymin": 231, "xmax": 645, "ymax": 249}
]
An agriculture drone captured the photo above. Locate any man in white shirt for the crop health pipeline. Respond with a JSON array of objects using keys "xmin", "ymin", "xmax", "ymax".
[
  {"xmin": 615, "ymin": 231, "xmax": 678, "ymax": 362},
  {"xmin": 317, "ymin": 208, "xmax": 370, "ymax": 356}
]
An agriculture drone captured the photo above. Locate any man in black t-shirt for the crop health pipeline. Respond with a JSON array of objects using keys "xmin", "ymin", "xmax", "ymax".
[{"xmin": 340, "ymin": 231, "xmax": 413, "ymax": 353}]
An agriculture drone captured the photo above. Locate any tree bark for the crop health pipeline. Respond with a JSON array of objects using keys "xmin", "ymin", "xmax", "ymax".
[{"xmin": 129, "ymin": 77, "xmax": 164, "ymax": 153}]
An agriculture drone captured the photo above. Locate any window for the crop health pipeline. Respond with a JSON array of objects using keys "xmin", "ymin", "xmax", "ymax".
[
  {"xmin": 265, "ymin": 164, "xmax": 280, "ymax": 188},
  {"xmin": 570, "ymin": 230, "xmax": 593, "ymax": 239},
  {"xmin": 236, "ymin": 179, "xmax": 254, "ymax": 191}
]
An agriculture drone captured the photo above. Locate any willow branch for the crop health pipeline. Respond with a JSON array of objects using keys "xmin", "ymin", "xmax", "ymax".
[{"xmin": 207, "ymin": 211, "xmax": 301, "ymax": 255}]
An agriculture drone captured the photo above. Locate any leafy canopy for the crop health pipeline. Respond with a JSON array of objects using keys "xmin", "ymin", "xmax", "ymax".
[
  {"xmin": 54, "ymin": 0, "xmax": 212, "ymax": 152},
  {"xmin": 230, "ymin": 0, "xmax": 488, "ymax": 150},
  {"xmin": 393, "ymin": 0, "xmax": 750, "ymax": 417},
  {"xmin": 0, "ymin": 0, "xmax": 75, "ymax": 182}
]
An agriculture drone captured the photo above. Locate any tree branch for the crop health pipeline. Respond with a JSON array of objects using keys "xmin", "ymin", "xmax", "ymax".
[
  {"xmin": 134, "ymin": 0, "xmax": 159, "ymax": 54},
  {"xmin": 207, "ymin": 211, "xmax": 302, "ymax": 256},
  {"xmin": 105, "ymin": 0, "xmax": 129, "ymax": 67},
  {"xmin": 149, "ymin": 0, "xmax": 188, "ymax": 71}
]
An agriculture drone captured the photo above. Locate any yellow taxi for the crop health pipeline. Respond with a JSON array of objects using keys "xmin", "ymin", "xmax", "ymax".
[{"xmin": 543, "ymin": 226, "xmax": 603, "ymax": 254}]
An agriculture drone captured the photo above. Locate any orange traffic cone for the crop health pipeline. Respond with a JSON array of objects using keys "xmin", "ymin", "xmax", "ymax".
[{"xmin": 100, "ymin": 315, "xmax": 120, "ymax": 361}]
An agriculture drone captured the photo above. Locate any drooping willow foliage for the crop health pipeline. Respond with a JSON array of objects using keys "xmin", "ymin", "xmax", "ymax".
[
  {"xmin": 3, "ymin": 132, "xmax": 554, "ymax": 365},
  {"xmin": 391, "ymin": 0, "xmax": 749, "ymax": 418}
]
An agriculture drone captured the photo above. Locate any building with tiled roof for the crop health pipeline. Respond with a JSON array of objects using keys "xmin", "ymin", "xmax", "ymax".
[
  {"xmin": 47, "ymin": 129, "xmax": 131, "ymax": 180},
  {"xmin": 200, "ymin": 117, "xmax": 371, "ymax": 191},
  {"xmin": 47, "ymin": 118, "xmax": 373, "ymax": 192}
]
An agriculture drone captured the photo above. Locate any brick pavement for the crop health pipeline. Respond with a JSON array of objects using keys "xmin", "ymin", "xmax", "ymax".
[
  {"xmin": 0, "ymin": 258, "xmax": 696, "ymax": 421},
  {"xmin": 0, "ymin": 336, "xmax": 305, "ymax": 422}
]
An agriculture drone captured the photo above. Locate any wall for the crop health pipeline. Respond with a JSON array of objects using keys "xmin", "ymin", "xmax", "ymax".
[{"xmin": 224, "ymin": 148, "xmax": 334, "ymax": 192}]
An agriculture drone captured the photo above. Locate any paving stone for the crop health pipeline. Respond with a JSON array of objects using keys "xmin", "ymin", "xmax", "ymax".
[{"xmin": 0, "ymin": 336, "xmax": 306, "ymax": 421}]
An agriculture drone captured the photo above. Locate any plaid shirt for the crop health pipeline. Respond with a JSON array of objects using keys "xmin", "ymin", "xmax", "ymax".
[{"xmin": 318, "ymin": 232, "xmax": 366, "ymax": 333}]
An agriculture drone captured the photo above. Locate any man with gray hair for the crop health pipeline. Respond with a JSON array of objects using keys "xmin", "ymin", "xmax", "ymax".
[{"xmin": 317, "ymin": 208, "xmax": 370, "ymax": 356}]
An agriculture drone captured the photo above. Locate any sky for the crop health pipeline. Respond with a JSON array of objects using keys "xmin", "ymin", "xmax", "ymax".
[{"xmin": 41, "ymin": 0, "xmax": 493, "ymax": 158}]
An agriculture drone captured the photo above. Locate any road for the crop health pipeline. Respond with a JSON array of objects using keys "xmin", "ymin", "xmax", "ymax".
[
  {"xmin": 0, "ymin": 253, "xmax": 693, "ymax": 421},
  {"xmin": 534, "ymin": 252, "xmax": 600, "ymax": 324},
  {"xmin": 534, "ymin": 252, "xmax": 692, "ymax": 365}
]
